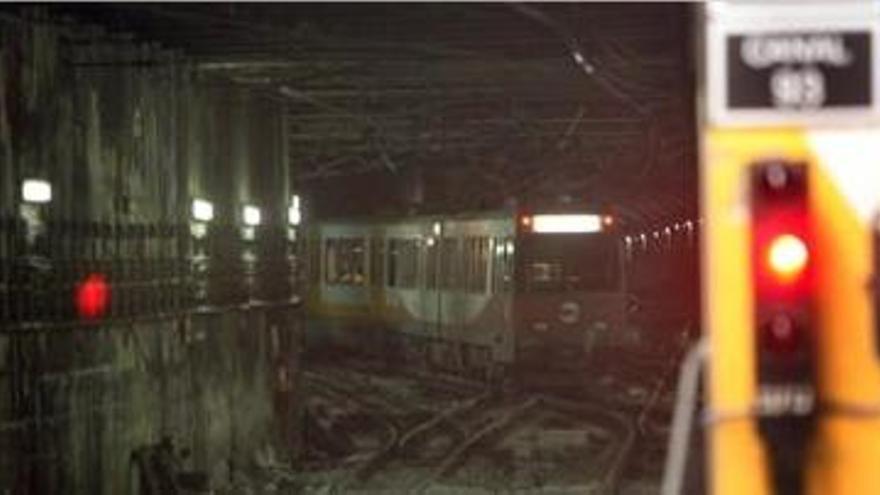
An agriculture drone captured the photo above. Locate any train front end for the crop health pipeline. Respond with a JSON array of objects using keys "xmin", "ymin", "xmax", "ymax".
[{"xmin": 512, "ymin": 212, "xmax": 627, "ymax": 387}]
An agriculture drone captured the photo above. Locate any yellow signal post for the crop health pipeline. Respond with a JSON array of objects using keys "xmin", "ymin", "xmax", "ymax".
[{"xmin": 701, "ymin": 2, "xmax": 880, "ymax": 495}]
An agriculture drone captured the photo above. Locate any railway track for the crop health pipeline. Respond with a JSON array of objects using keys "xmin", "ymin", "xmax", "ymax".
[
  {"xmin": 352, "ymin": 390, "xmax": 492, "ymax": 483},
  {"xmin": 302, "ymin": 366, "xmax": 477, "ymax": 486},
  {"xmin": 367, "ymin": 394, "xmax": 539, "ymax": 493},
  {"xmin": 299, "ymin": 330, "xmax": 682, "ymax": 494}
]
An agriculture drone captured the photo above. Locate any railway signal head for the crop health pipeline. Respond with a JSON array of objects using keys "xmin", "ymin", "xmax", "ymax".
[
  {"xmin": 752, "ymin": 162, "xmax": 813, "ymax": 299},
  {"xmin": 750, "ymin": 161, "xmax": 814, "ymax": 381}
]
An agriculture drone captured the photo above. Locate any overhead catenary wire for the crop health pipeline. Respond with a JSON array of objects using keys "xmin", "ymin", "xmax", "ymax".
[{"xmin": 509, "ymin": 3, "xmax": 650, "ymax": 117}]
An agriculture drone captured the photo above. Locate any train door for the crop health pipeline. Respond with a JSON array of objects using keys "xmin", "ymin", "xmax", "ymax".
[
  {"xmin": 437, "ymin": 235, "xmax": 464, "ymax": 372},
  {"xmin": 423, "ymin": 224, "xmax": 441, "ymax": 341},
  {"xmin": 491, "ymin": 234, "xmax": 516, "ymax": 370}
]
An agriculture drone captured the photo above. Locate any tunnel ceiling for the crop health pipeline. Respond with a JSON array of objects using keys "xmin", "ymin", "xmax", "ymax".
[{"xmin": 31, "ymin": 3, "xmax": 696, "ymax": 227}]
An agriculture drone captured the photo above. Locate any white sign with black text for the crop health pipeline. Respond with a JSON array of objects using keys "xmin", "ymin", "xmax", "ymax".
[{"xmin": 706, "ymin": 1, "xmax": 880, "ymax": 126}]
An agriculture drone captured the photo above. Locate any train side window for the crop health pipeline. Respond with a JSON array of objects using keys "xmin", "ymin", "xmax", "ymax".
[
  {"xmin": 388, "ymin": 238, "xmax": 418, "ymax": 289},
  {"xmin": 402, "ymin": 239, "xmax": 419, "ymax": 288},
  {"xmin": 491, "ymin": 237, "xmax": 500, "ymax": 292},
  {"xmin": 479, "ymin": 237, "xmax": 490, "ymax": 292},
  {"xmin": 309, "ymin": 237, "xmax": 321, "ymax": 284},
  {"xmin": 370, "ymin": 237, "xmax": 384, "ymax": 287},
  {"xmin": 488, "ymin": 238, "xmax": 497, "ymax": 293},
  {"xmin": 463, "ymin": 237, "xmax": 474, "ymax": 292},
  {"xmin": 441, "ymin": 238, "xmax": 461, "ymax": 290},
  {"xmin": 325, "ymin": 240, "xmax": 337, "ymax": 283},
  {"xmin": 387, "ymin": 239, "xmax": 398, "ymax": 287},
  {"xmin": 325, "ymin": 238, "xmax": 366, "ymax": 286},
  {"xmin": 463, "ymin": 237, "xmax": 489, "ymax": 293}
]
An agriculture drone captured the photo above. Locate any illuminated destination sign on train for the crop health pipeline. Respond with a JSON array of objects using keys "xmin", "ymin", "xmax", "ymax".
[{"xmin": 727, "ymin": 32, "xmax": 871, "ymax": 111}]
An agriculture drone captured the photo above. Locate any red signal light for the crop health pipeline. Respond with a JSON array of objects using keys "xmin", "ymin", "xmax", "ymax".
[
  {"xmin": 750, "ymin": 163, "xmax": 815, "ymax": 495},
  {"xmin": 75, "ymin": 273, "xmax": 109, "ymax": 320},
  {"xmin": 766, "ymin": 234, "xmax": 809, "ymax": 282}
]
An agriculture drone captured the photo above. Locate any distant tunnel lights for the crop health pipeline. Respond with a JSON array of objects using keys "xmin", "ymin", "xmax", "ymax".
[
  {"xmin": 531, "ymin": 214, "xmax": 603, "ymax": 234},
  {"xmin": 191, "ymin": 199, "xmax": 214, "ymax": 222},
  {"xmin": 243, "ymin": 205, "xmax": 262, "ymax": 226},
  {"xmin": 21, "ymin": 179, "xmax": 52, "ymax": 203}
]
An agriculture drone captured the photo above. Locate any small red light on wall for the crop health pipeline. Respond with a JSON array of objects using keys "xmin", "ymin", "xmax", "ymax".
[{"xmin": 75, "ymin": 274, "xmax": 109, "ymax": 320}]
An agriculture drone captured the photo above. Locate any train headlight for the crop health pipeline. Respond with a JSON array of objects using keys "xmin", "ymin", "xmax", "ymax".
[{"xmin": 602, "ymin": 215, "xmax": 614, "ymax": 227}]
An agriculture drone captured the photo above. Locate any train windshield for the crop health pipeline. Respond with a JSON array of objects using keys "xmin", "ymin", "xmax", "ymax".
[{"xmin": 520, "ymin": 234, "xmax": 620, "ymax": 292}]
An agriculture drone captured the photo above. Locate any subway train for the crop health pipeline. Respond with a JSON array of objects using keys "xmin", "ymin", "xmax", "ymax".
[{"xmin": 302, "ymin": 207, "xmax": 689, "ymax": 384}]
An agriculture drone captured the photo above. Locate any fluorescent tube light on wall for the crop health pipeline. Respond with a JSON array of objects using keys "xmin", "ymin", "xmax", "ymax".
[
  {"xmin": 243, "ymin": 205, "xmax": 262, "ymax": 226},
  {"xmin": 191, "ymin": 199, "xmax": 214, "ymax": 222},
  {"xmin": 288, "ymin": 206, "xmax": 301, "ymax": 226},
  {"xmin": 22, "ymin": 179, "xmax": 52, "ymax": 204}
]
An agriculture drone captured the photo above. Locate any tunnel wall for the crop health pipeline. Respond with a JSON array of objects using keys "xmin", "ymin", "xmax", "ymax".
[{"xmin": 0, "ymin": 12, "xmax": 302, "ymax": 495}]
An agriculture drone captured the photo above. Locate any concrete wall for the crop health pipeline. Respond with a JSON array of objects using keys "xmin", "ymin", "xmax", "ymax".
[{"xmin": 0, "ymin": 12, "xmax": 302, "ymax": 495}]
